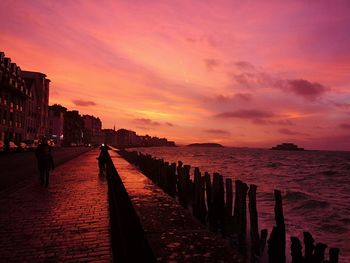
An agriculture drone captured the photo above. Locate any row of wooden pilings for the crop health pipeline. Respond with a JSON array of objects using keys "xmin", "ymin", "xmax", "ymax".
[{"xmin": 118, "ymin": 150, "xmax": 340, "ymax": 263}]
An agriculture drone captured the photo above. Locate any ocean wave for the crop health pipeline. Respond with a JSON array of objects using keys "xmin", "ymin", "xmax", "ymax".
[
  {"xmin": 318, "ymin": 223, "xmax": 348, "ymax": 234},
  {"xmin": 258, "ymin": 192, "xmax": 275, "ymax": 202},
  {"xmin": 322, "ymin": 170, "xmax": 338, "ymax": 177},
  {"xmin": 293, "ymin": 199, "xmax": 330, "ymax": 210},
  {"xmin": 284, "ymin": 190, "xmax": 310, "ymax": 201},
  {"xmin": 267, "ymin": 162, "xmax": 282, "ymax": 168}
]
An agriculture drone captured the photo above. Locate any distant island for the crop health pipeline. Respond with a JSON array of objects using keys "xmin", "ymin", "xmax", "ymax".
[
  {"xmin": 187, "ymin": 143, "xmax": 224, "ymax": 147},
  {"xmin": 271, "ymin": 143, "xmax": 305, "ymax": 151}
]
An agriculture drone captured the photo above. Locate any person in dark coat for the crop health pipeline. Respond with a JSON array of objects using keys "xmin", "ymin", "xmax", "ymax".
[
  {"xmin": 35, "ymin": 141, "xmax": 54, "ymax": 187},
  {"xmin": 97, "ymin": 145, "xmax": 109, "ymax": 175}
]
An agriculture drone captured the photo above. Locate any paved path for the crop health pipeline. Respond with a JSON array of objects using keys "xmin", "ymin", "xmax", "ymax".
[
  {"xmin": 0, "ymin": 149, "xmax": 112, "ymax": 262},
  {"xmin": 0, "ymin": 147, "xmax": 92, "ymax": 193}
]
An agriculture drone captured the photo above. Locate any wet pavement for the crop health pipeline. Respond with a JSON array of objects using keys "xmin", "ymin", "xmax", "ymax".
[
  {"xmin": 0, "ymin": 146, "xmax": 92, "ymax": 193},
  {"xmin": 0, "ymin": 149, "xmax": 112, "ymax": 262},
  {"xmin": 109, "ymin": 150, "xmax": 243, "ymax": 263}
]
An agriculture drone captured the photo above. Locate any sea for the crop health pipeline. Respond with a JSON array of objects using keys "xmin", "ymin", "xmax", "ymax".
[{"xmin": 131, "ymin": 146, "xmax": 350, "ymax": 262}]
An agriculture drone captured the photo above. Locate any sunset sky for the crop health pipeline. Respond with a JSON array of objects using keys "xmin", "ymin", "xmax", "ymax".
[{"xmin": 1, "ymin": 1, "xmax": 349, "ymax": 150}]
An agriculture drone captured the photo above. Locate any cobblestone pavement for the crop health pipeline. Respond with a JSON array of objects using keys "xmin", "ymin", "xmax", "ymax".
[
  {"xmin": 0, "ymin": 147, "xmax": 92, "ymax": 193},
  {"xmin": 0, "ymin": 150, "xmax": 112, "ymax": 262}
]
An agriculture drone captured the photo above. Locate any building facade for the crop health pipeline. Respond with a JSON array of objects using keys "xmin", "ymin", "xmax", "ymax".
[
  {"xmin": 83, "ymin": 114, "xmax": 102, "ymax": 145},
  {"xmin": 102, "ymin": 129, "xmax": 117, "ymax": 145},
  {"xmin": 48, "ymin": 104, "xmax": 67, "ymax": 146},
  {"xmin": 63, "ymin": 110, "xmax": 84, "ymax": 146},
  {"xmin": 0, "ymin": 52, "xmax": 29, "ymax": 144},
  {"xmin": 22, "ymin": 71, "xmax": 50, "ymax": 141}
]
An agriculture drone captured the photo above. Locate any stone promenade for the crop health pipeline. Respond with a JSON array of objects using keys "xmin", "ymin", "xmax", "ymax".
[{"xmin": 0, "ymin": 149, "xmax": 112, "ymax": 262}]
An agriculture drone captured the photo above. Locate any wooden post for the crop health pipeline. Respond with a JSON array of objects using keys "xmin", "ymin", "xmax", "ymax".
[
  {"xmin": 218, "ymin": 174, "xmax": 225, "ymax": 231},
  {"xmin": 260, "ymin": 229, "xmax": 268, "ymax": 254},
  {"xmin": 177, "ymin": 163, "xmax": 185, "ymax": 207},
  {"xmin": 193, "ymin": 167, "xmax": 201, "ymax": 219},
  {"xmin": 248, "ymin": 184, "xmax": 260, "ymax": 257},
  {"xmin": 313, "ymin": 243, "xmax": 327, "ymax": 263},
  {"xmin": 211, "ymin": 173, "xmax": 220, "ymax": 229},
  {"xmin": 290, "ymin": 236, "xmax": 303, "ymax": 263},
  {"xmin": 168, "ymin": 163, "xmax": 177, "ymax": 197},
  {"xmin": 303, "ymin": 232, "xmax": 315, "ymax": 262},
  {"xmin": 205, "ymin": 172, "xmax": 212, "ymax": 208},
  {"xmin": 198, "ymin": 176, "xmax": 207, "ymax": 224},
  {"xmin": 268, "ymin": 226, "xmax": 278, "ymax": 263},
  {"xmin": 205, "ymin": 172, "xmax": 214, "ymax": 228},
  {"xmin": 163, "ymin": 161, "xmax": 169, "ymax": 193},
  {"xmin": 183, "ymin": 164, "xmax": 191, "ymax": 208},
  {"xmin": 238, "ymin": 182, "xmax": 248, "ymax": 245},
  {"xmin": 268, "ymin": 190, "xmax": 286, "ymax": 263},
  {"xmin": 233, "ymin": 180, "xmax": 242, "ymax": 231},
  {"xmin": 329, "ymin": 248, "xmax": 340, "ymax": 263},
  {"xmin": 224, "ymin": 178, "xmax": 233, "ymax": 235},
  {"xmin": 211, "ymin": 173, "xmax": 225, "ymax": 230}
]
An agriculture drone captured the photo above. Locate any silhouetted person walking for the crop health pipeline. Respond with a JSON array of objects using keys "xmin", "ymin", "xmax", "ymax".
[
  {"xmin": 35, "ymin": 141, "xmax": 54, "ymax": 187},
  {"xmin": 97, "ymin": 145, "xmax": 109, "ymax": 175}
]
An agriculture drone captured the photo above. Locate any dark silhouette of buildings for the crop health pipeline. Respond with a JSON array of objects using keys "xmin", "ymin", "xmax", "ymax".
[
  {"xmin": 102, "ymin": 128, "xmax": 117, "ymax": 146},
  {"xmin": 102, "ymin": 127, "xmax": 175, "ymax": 148},
  {"xmin": 0, "ymin": 51, "xmax": 51, "ymax": 145},
  {"xmin": 271, "ymin": 143, "xmax": 305, "ymax": 151},
  {"xmin": 83, "ymin": 115, "xmax": 103, "ymax": 145},
  {"xmin": 62, "ymin": 110, "xmax": 103, "ymax": 146},
  {"xmin": 0, "ymin": 52, "xmax": 29, "ymax": 144},
  {"xmin": 48, "ymin": 104, "xmax": 67, "ymax": 146},
  {"xmin": 63, "ymin": 110, "xmax": 84, "ymax": 146},
  {"xmin": 23, "ymin": 71, "xmax": 50, "ymax": 141}
]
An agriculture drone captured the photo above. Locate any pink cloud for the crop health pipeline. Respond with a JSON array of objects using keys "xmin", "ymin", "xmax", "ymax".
[
  {"xmin": 215, "ymin": 109, "xmax": 274, "ymax": 119},
  {"xmin": 234, "ymin": 61, "xmax": 255, "ymax": 71},
  {"xmin": 204, "ymin": 58, "xmax": 220, "ymax": 71},
  {"xmin": 72, "ymin": 99, "xmax": 96, "ymax": 106},
  {"xmin": 253, "ymin": 119, "xmax": 294, "ymax": 126},
  {"xmin": 204, "ymin": 129, "xmax": 231, "ymax": 135},
  {"xmin": 133, "ymin": 118, "xmax": 160, "ymax": 126},
  {"xmin": 286, "ymin": 79, "xmax": 329, "ymax": 101},
  {"xmin": 278, "ymin": 128, "xmax": 308, "ymax": 136},
  {"xmin": 334, "ymin": 103, "xmax": 350, "ymax": 109},
  {"xmin": 215, "ymin": 93, "xmax": 253, "ymax": 103},
  {"xmin": 339, "ymin": 123, "xmax": 350, "ymax": 129}
]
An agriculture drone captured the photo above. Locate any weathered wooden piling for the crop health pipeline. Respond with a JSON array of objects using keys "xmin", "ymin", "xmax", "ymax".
[
  {"xmin": 268, "ymin": 190, "xmax": 286, "ymax": 263},
  {"xmin": 177, "ymin": 164, "xmax": 191, "ymax": 208},
  {"xmin": 205, "ymin": 172, "xmax": 212, "ymax": 208},
  {"xmin": 238, "ymin": 182, "xmax": 248, "ymax": 244},
  {"xmin": 260, "ymin": 229, "xmax": 268, "ymax": 254},
  {"xmin": 313, "ymin": 243, "xmax": 327, "ymax": 263},
  {"xmin": 205, "ymin": 172, "xmax": 216, "ymax": 228},
  {"xmin": 224, "ymin": 178, "xmax": 233, "ymax": 235},
  {"xmin": 304, "ymin": 231, "xmax": 315, "ymax": 261},
  {"xmin": 210, "ymin": 173, "xmax": 225, "ymax": 230},
  {"xmin": 329, "ymin": 248, "xmax": 340, "ymax": 263},
  {"xmin": 193, "ymin": 167, "xmax": 201, "ymax": 219},
  {"xmin": 184, "ymin": 165, "xmax": 191, "ymax": 208},
  {"xmin": 168, "ymin": 162, "xmax": 177, "ymax": 196},
  {"xmin": 199, "ymin": 176, "xmax": 207, "ymax": 223},
  {"xmin": 248, "ymin": 184, "xmax": 260, "ymax": 257},
  {"xmin": 233, "ymin": 180, "xmax": 242, "ymax": 230},
  {"xmin": 290, "ymin": 236, "xmax": 303, "ymax": 263},
  {"xmin": 192, "ymin": 167, "xmax": 206, "ymax": 224},
  {"xmin": 158, "ymin": 159, "xmax": 166, "ymax": 188}
]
